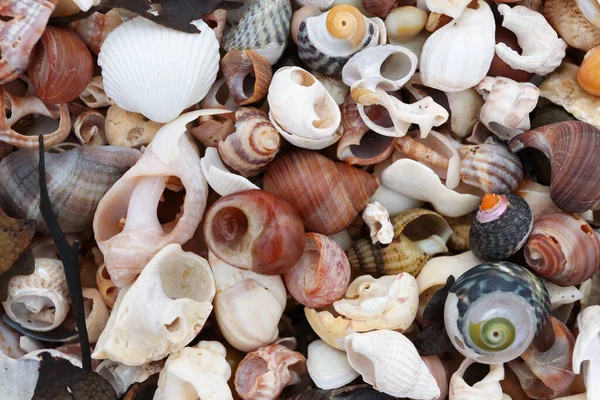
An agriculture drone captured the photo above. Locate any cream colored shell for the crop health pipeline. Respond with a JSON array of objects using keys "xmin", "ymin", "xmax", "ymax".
[
  {"xmin": 426, "ymin": 0, "xmax": 472, "ymax": 19},
  {"xmin": 200, "ymin": 147, "xmax": 258, "ymax": 197},
  {"xmin": 543, "ymin": 280, "xmax": 583, "ymax": 311},
  {"xmin": 209, "ymin": 252, "xmax": 286, "ymax": 352},
  {"xmin": 449, "ymin": 358, "xmax": 506, "ymax": 400},
  {"xmin": 307, "ymin": 340, "xmax": 360, "ymax": 390},
  {"xmin": 82, "ymin": 287, "xmax": 109, "ymax": 344},
  {"xmin": 420, "ymin": 1, "xmax": 495, "ymax": 92},
  {"xmin": 268, "ymin": 67, "xmax": 341, "ymax": 150},
  {"xmin": 362, "ymin": 201, "xmax": 394, "ymax": 244},
  {"xmin": 496, "ymin": 4, "xmax": 566, "ymax": 76},
  {"xmin": 573, "ymin": 305, "xmax": 600, "ymax": 399},
  {"xmin": 92, "ymin": 244, "xmax": 216, "ymax": 365}
]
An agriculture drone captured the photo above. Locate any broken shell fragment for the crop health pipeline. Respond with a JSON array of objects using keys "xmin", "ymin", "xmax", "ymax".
[
  {"xmin": 92, "ymin": 244, "xmax": 216, "ymax": 366},
  {"xmin": 70, "ymin": 9, "xmax": 123, "ymax": 55},
  {"xmin": 362, "ymin": 202, "xmax": 394, "ymax": 244},
  {"xmin": 426, "ymin": 0, "xmax": 472, "ymax": 19},
  {"xmin": 544, "ymin": 0, "xmax": 600, "ymax": 51},
  {"xmin": 515, "ymin": 180, "xmax": 562, "ymax": 219},
  {"xmin": 200, "ymin": 148, "xmax": 259, "ymax": 197},
  {"xmin": 82, "ymin": 287, "xmax": 109, "ymax": 344},
  {"xmin": 221, "ymin": 50, "xmax": 272, "ymax": 105},
  {"xmin": 449, "ymin": 358, "xmax": 506, "ymax": 400},
  {"xmin": 307, "ymin": 339, "xmax": 360, "ymax": 390},
  {"xmin": 105, "ymin": 105, "xmax": 163, "ymax": 148},
  {"xmin": 73, "ymin": 110, "xmax": 106, "ymax": 146},
  {"xmin": 573, "ymin": 305, "xmax": 600, "ymax": 399},
  {"xmin": 79, "ymin": 76, "xmax": 112, "ymax": 109}
]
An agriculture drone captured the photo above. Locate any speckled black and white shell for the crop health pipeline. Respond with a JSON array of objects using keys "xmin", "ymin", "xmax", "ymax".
[{"xmin": 469, "ymin": 193, "xmax": 533, "ymax": 261}]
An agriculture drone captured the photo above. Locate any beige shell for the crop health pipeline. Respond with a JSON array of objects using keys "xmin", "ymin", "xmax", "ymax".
[
  {"xmin": 446, "ymin": 213, "xmax": 473, "ymax": 252},
  {"xmin": 154, "ymin": 341, "xmax": 232, "ymax": 400},
  {"xmin": 370, "ymin": 158, "xmax": 426, "ymax": 217},
  {"xmin": 82, "ymin": 287, "xmax": 109, "ymax": 344},
  {"xmin": 496, "ymin": 5, "xmax": 567, "ymax": 76},
  {"xmin": 385, "ymin": 6, "xmax": 428, "ymax": 42},
  {"xmin": 345, "ymin": 330, "xmax": 440, "ymax": 399},
  {"xmin": 307, "ymin": 339, "xmax": 360, "ymax": 390},
  {"xmin": 362, "ymin": 201, "xmax": 394, "ymax": 244},
  {"xmin": 200, "ymin": 147, "xmax": 259, "ymax": 197},
  {"xmin": 420, "ymin": 1, "xmax": 495, "ymax": 92},
  {"xmin": 268, "ymin": 67, "xmax": 342, "ymax": 150},
  {"xmin": 446, "ymin": 88, "xmax": 484, "ymax": 138},
  {"xmin": 475, "ymin": 77, "xmax": 540, "ymax": 141},
  {"xmin": 426, "ymin": 0, "xmax": 472, "ymax": 18},
  {"xmin": 459, "ymin": 143, "xmax": 523, "ymax": 194},
  {"xmin": 539, "ymin": 62, "xmax": 600, "ymax": 130},
  {"xmin": 96, "ymin": 263, "xmax": 119, "ymax": 308},
  {"xmin": 544, "ymin": 0, "xmax": 600, "ymax": 51},
  {"xmin": 573, "ymin": 305, "xmax": 600, "ymax": 398},
  {"xmin": 105, "ymin": 105, "xmax": 163, "ymax": 148},
  {"xmin": 92, "ymin": 244, "xmax": 216, "ymax": 365},
  {"xmin": 218, "ymin": 107, "xmax": 281, "ymax": 177},
  {"xmin": 74, "ymin": 110, "xmax": 106, "ymax": 146},
  {"xmin": 234, "ymin": 342, "xmax": 307, "ymax": 400},
  {"xmin": 79, "ymin": 76, "xmax": 112, "ymax": 108},
  {"xmin": 209, "ymin": 252, "xmax": 286, "ymax": 352},
  {"xmin": 70, "ymin": 9, "xmax": 123, "ymax": 54},
  {"xmin": 515, "ymin": 180, "xmax": 562, "ymax": 218},
  {"xmin": 416, "ymin": 250, "xmax": 481, "ymax": 295},
  {"xmin": 449, "ymin": 358, "xmax": 506, "ymax": 400},
  {"xmin": 2, "ymin": 258, "xmax": 70, "ymax": 332},
  {"xmin": 305, "ymin": 273, "xmax": 419, "ymax": 350}
]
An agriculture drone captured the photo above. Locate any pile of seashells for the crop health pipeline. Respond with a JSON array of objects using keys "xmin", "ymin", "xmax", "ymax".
[{"xmin": 1, "ymin": 0, "xmax": 600, "ymax": 398}]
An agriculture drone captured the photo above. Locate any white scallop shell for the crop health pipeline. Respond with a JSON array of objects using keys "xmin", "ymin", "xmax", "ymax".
[
  {"xmin": 420, "ymin": 0, "xmax": 495, "ymax": 92},
  {"xmin": 268, "ymin": 66, "xmax": 342, "ymax": 150},
  {"xmin": 345, "ymin": 330, "xmax": 440, "ymax": 399},
  {"xmin": 200, "ymin": 147, "xmax": 259, "ymax": 197},
  {"xmin": 99, "ymin": 17, "xmax": 219, "ymax": 123},
  {"xmin": 307, "ymin": 340, "xmax": 359, "ymax": 390}
]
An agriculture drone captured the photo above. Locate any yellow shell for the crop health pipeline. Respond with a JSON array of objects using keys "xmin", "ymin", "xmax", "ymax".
[{"xmin": 346, "ymin": 208, "xmax": 452, "ymax": 277}]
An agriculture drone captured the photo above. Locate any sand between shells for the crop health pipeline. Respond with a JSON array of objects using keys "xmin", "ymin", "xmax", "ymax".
[{"xmin": 0, "ymin": 0, "xmax": 600, "ymax": 399}]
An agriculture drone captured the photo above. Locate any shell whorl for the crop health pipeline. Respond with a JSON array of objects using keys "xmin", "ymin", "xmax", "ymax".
[{"xmin": 460, "ymin": 143, "xmax": 523, "ymax": 194}]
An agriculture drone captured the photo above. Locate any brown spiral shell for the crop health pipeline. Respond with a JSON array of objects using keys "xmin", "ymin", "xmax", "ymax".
[
  {"xmin": 27, "ymin": 26, "xmax": 94, "ymax": 104},
  {"xmin": 263, "ymin": 150, "xmax": 379, "ymax": 235},
  {"xmin": 221, "ymin": 49, "xmax": 273, "ymax": 105},
  {"xmin": 509, "ymin": 121, "xmax": 600, "ymax": 213},
  {"xmin": 361, "ymin": 0, "xmax": 397, "ymax": 18},
  {"xmin": 544, "ymin": 0, "xmax": 600, "ymax": 51},
  {"xmin": 70, "ymin": 9, "xmax": 123, "ymax": 54},
  {"xmin": 337, "ymin": 95, "xmax": 394, "ymax": 166},
  {"xmin": 460, "ymin": 143, "xmax": 523, "ymax": 194},
  {"xmin": 218, "ymin": 107, "xmax": 281, "ymax": 177},
  {"xmin": 283, "ymin": 233, "xmax": 351, "ymax": 308},
  {"xmin": 524, "ymin": 212, "xmax": 600, "ymax": 286}
]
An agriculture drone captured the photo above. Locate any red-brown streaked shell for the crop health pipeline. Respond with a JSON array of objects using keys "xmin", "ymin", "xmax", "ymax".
[
  {"xmin": 263, "ymin": 150, "xmax": 379, "ymax": 235},
  {"xmin": 544, "ymin": 0, "xmax": 600, "ymax": 51},
  {"xmin": 234, "ymin": 342, "xmax": 307, "ymax": 400},
  {"xmin": 524, "ymin": 212, "xmax": 600, "ymax": 286},
  {"xmin": 337, "ymin": 95, "xmax": 394, "ymax": 166},
  {"xmin": 508, "ymin": 317, "xmax": 575, "ymax": 399},
  {"xmin": 361, "ymin": 0, "xmax": 396, "ymax": 18},
  {"xmin": 221, "ymin": 50, "xmax": 272, "ymax": 106},
  {"xmin": 203, "ymin": 189, "xmax": 305, "ymax": 275},
  {"xmin": 283, "ymin": 233, "xmax": 351, "ymax": 308},
  {"xmin": 218, "ymin": 107, "xmax": 280, "ymax": 177},
  {"xmin": 509, "ymin": 121, "xmax": 600, "ymax": 213},
  {"xmin": 0, "ymin": 0, "xmax": 56, "ymax": 84},
  {"xmin": 27, "ymin": 26, "xmax": 94, "ymax": 104},
  {"xmin": 460, "ymin": 143, "xmax": 523, "ymax": 194},
  {"xmin": 70, "ymin": 9, "xmax": 123, "ymax": 54}
]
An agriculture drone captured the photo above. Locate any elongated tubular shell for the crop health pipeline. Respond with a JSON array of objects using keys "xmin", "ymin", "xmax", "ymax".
[
  {"xmin": 0, "ymin": 146, "xmax": 140, "ymax": 233},
  {"xmin": 508, "ymin": 316, "xmax": 575, "ymax": 399},
  {"xmin": 203, "ymin": 189, "xmax": 305, "ymax": 275},
  {"xmin": 27, "ymin": 26, "xmax": 93, "ymax": 104},
  {"xmin": 221, "ymin": 50, "xmax": 272, "ymax": 105},
  {"xmin": 509, "ymin": 121, "xmax": 600, "ymax": 213},
  {"xmin": 263, "ymin": 150, "xmax": 378, "ymax": 235},
  {"xmin": 523, "ymin": 212, "xmax": 600, "ymax": 286},
  {"xmin": 469, "ymin": 193, "xmax": 533, "ymax": 261},
  {"xmin": 283, "ymin": 233, "xmax": 351, "ymax": 308},
  {"xmin": 444, "ymin": 262, "xmax": 551, "ymax": 364},
  {"xmin": 218, "ymin": 107, "xmax": 280, "ymax": 177},
  {"xmin": 460, "ymin": 144, "xmax": 523, "ymax": 194}
]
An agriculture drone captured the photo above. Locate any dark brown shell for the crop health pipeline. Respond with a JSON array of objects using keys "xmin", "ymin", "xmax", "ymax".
[{"xmin": 509, "ymin": 121, "xmax": 600, "ymax": 213}]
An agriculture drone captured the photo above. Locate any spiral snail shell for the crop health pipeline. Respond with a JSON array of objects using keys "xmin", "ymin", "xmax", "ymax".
[{"xmin": 444, "ymin": 261, "xmax": 551, "ymax": 364}]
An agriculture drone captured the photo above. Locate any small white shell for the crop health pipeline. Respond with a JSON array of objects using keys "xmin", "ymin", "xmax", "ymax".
[
  {"xmin": 2, "ymin": 258, "xmax": 70, "ymax": 332},
  {"xmin": 356, "ymin": 90, "xmax": 448, "ymax": 138},
  {"xmin": 99, "ymin": 18, "xmax": 219, "ymax": 123},
  {"xmin": 446, "ymin": 88, "xmax": 484, "ymax": 138},
  {"xmin": 342, "ymin": 44, "xmax": 418, "ymax": 93},
  {"xmin": 370, "ymin": 159, "xmax": 425, "ymax": 217},
  {"xmin": 72, "ymin": 0, "xmax": 101, "ymax": 12},
  {"xmin": 268, "ymin": 67, "xmax": 342, "ymax": 149},
  {"xmin": 380, "ymin": 158, "xmax": 481, "ymax": 217},
  {"xmin": 449, "ymin": 358, "xmax": 506, "ymax": 400},
  {"xmin": 420, "ymin": 0, "xmax": 495, "ymax": 92},
  {"xmin": 416, "ymin": 251, "xmax": 481, "ymax": 295},
  {"xmin": 96, "ymin": 359, "xmax": 163, "ymax": 397},
  {"xmin": 426, "ymin": 0, "xmax": 472, "ymax": 19},
  {"xmin": 573, "ymin": 305, "xmax": 600, "ymax": 399},
  {"xmin": 200, "ymin": 147, "xmax": 258, "ymax": 197},
  {"xmin": 543, "ymin": 280, "xmax": 583, "ymax": 311},
  {"xmin": 475, "ymin": 76, "xmax": 540, "ymax": 141},
  {"xmin": 345, "ymin": 330, "xmax": 440, "ymax": 399},
  {"xmin": 362, "ymin": 201, "xmax": 394, "ymax": 244},
  {"xmin": 307, "ymin": 340, "xmax": 360, "ymax": 390},
  {"xmin": 79, "ymin": 76, "xmax": 112, "ymax": 108},
  {"xmin": 154, "ymin": 341, "xmax": 233, "ymax": 400},
  {"xmin": 209, "ymin": 252, "xmax": 287, "ymax": 352},
  {"xmin": 495, "ymin": 4, "xmax": 567, "ymax": 76},
  {"xmin": 92, "ymin": 244, "xmax": 216, "ymax": 365}
]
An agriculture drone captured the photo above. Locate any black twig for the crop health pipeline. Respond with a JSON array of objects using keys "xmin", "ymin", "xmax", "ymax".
[{"xmin": 37, "ymin": 136, "xmax": 91, "ymax": 371}]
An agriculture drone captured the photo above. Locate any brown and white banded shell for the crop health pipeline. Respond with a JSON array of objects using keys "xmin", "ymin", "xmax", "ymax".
[
  {"xmin": 524, "ymin": 212, "xmax": 600, "ymax": 286},
  {"xmin": 218, "ymin": 107, "xmax": 280, "ymax": 177},
  {"xmin": 460, "ymin": 143, "xmax": 523, "ymax": 194},
  {"xmin": 221, "ymin": 50, "xmax": 272, "ymax": 106},
  {"xmin": 544, "ymin": 0, "xmax": 600, "ymax": 51},
  {"xmin": 509, "ymin": 121, "xmax": 600, "ymax": 213}
]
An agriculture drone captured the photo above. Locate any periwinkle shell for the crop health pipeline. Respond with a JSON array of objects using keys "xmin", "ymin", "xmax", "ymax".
[{"xmin": 444, "ymin": 261, "xmax": 551, "ymax": 364}]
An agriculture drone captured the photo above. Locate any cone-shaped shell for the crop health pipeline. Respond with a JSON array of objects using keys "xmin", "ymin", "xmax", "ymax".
[
  {"xmin": 263, "ymin": 150, "xmax": 378, "ymax": 235},
  {"xmin": 0, "ymin": 146, "xmax": 140, "ymax": 233},
  {"xmin": 509, "ymin": 121, "xmax": 600, "ymax": 213},
  {"xmin": 345, "ymin": 330, "xmax": 440, "ymax": 399}
]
